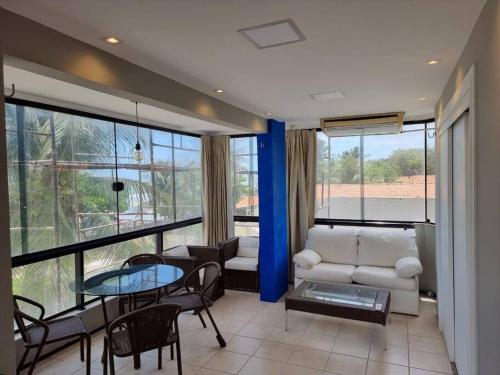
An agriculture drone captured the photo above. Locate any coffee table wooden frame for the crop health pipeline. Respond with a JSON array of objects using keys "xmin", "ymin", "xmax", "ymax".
[{"xmin": 285, "ymin": 281, "xmax": 391, "ymax": 349}]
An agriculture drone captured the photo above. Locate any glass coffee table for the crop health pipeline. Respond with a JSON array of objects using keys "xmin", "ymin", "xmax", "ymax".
[{"xmin": 285, "ymin": 281, "xmax": 391, "ymax": 349}]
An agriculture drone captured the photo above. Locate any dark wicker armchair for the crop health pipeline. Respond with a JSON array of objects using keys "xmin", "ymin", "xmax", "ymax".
[
  {"xmin": 103, "ymin": 303, "xmax": 182, "ymax": 375},
  {"xmin": 187, "ymin": 245, "xmax": 225, "ymax": 299},
  {"xmin": 219, "ymin": 237, "xmax": 260, "ymax": 292},
  {"xmin": 13, "ymin": 295, "xmax": 91, "ymax": 375},
  {"xmin": 118, "ymin": 253, "xmax": 166, "ymax": 315},
  {"xmin": 160, "ymin": 262, "xmax": 226, "ymax": 348}
]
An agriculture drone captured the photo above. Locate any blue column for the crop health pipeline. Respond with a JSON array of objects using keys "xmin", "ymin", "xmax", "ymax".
[{"xmin": 257, "ymin": 119, "xmax": 288, "ymax": 302}]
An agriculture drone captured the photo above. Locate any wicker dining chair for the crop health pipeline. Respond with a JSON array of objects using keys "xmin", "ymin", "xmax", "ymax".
[
  {"xmin": 159, "ymin": 262, "xmax": 226, "ymax": 348},
  {"xmin": 103, "ymin": 303, "xmax": 182, "ymax": 375},
  {"xmin": 118, "ymin": 253, "xmax": 165, "ymax": 315},
  {"xmin": 13, "ymin": 295, "xmax": 91, "ymax": 375}
]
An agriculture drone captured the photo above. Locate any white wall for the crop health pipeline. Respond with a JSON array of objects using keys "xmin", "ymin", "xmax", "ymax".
[{"xmin": 435, "ymin": 0, "xmax": 500, "ymax": 373}]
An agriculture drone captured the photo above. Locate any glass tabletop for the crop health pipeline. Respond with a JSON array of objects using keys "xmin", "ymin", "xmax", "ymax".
[
  {"xmin": 70, "ymin": 264, "xmax": 184, "ymax": 297},
  {"xmin": 299, "ymin": 282, "xmax": 378, "ymax": 308}
]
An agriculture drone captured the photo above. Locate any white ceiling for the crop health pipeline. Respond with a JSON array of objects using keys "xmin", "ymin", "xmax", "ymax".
[
  {"xmin": 1, "ymin": 0, "xmax": 486, "ymax": 128},
  {"xmin": 3, "ymin": 65, "xmax": 240, "ymax": 135}
]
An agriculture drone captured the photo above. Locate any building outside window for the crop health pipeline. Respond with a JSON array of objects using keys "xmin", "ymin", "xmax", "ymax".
[{"xmin": 316, "ymin": 121, "xmax": 435, "ymax": 222}]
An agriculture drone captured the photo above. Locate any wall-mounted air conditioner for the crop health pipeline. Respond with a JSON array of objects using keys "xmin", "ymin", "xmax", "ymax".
[{"xmin": 320, "ymin": 112, "xmax": 404, "ymax": 137}]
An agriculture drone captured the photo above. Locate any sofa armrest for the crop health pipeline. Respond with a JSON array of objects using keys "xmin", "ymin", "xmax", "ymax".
[
  {"xmin": 293, "ymin": 249, "xmax": 322, "ymax": 270},
  {"xmin": 218, "ymin": 237, "xmax": 239, "ymax": 261},
  {"xmin": 395, "ymin": 256, "xmax": 423, "ymax": 278}
]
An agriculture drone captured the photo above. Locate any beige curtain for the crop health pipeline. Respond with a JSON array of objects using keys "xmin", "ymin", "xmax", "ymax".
[
  {"xmin": 287, "ymin": 129, "xmax": 317, "ymax": 268},
  {"xmin": 201, "ymin": 135, "xmax": 234, "ymax": 246}
]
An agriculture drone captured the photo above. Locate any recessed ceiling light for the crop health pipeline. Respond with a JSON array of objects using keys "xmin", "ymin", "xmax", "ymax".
[
  {"xmin": 102, "ymin": 36, "xmax": 121, "ymax": 44},
  {"xmin": 418, "ymin": 97, "xmax": 429, "ymax": 101},
  {"xmin": 310, "ymin": 91, "xmax": 346, "ymax": 101},
  {"xmin": 238, "ymin": 19, "xmax": 305, "ymax": 49},
  {"xmin": 427, "ymin": 59, "xmax": 442, "ymax": 65},
  {"xmin": 214, "ymin": 89, "xmax": 224, "ymax": 93}
]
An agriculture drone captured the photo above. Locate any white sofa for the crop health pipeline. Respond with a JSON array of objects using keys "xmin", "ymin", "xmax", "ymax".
[{"xmin": 293, "ymin": 227, "xmax": 422, "ymax": 315}]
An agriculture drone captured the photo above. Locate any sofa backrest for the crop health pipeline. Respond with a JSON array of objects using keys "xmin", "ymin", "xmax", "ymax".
[
  {"xmin": 164, "ymin": 245, "xmax": 189, "ymax": 257},
  {"xmin": 357, "ymin": 227, "xmax": 418, "ymax": 267},
  {"xmin": 305, "ymin": 227, "xmax": 358, "ymax": 264},
  {"xmin": 237, "ymin": 236, "xmax": 259, "ymax": 258}
]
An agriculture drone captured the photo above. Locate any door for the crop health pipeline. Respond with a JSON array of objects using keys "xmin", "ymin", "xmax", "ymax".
[{"xmin": 452, "ymin": 112, "xmax": 470, "ymax": 375}]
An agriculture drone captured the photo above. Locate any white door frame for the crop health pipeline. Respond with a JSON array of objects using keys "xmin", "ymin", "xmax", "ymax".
[{"xmin": 436, "ymin": 65, "xmax": 477, "ymax": 375}]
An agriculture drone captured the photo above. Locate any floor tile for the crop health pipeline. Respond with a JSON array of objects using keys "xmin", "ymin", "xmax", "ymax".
[
  {"xmin": 225, "ymin": 335, "xmax": 262, "ymax": 355},
  {"xmin": 369, "ymin": 343, "xmax": 409, "ymax": 366},
  {"xmin": 366, "ymin": 360, "xmax": 409, "ymax": 375},
  {"xmin": 238, "ymin": 322, "xmax": 271, "ymax": 339},
  {"xmin": 410, "ymin": 368, "xmax": 450, "ymax": 375},
  {"xmin": 196, "ymin": 369, "xmax": 228, "ymax": 375},
  {"xmin": 239, "ymin": 356, "xmax": 283, "ymax": 375},
  {"xmin": 410, "ymin": 351, "xmax": 453, "ymax": 374},
  {"xmin": 266, "ymin": 327, "xmax": 303, "ymax": 346},
  {"xmin": 306, "ymin": 318, "xmax": 341, "ymax": 336},
  {"xmin": 333, "ymin": 336, "xmax": 371, "ymax": 359},
  {"xmin": 208, "ymin": 318, "xmax": 246, "ymax": 335},
  {"xmin": 204, "ymin": 350, "xmax": 250, "ymax": 374},
  {"xmin": 298, "ymin": 332, "xmax": 336, "ymax": 352},
  {"xmin": 179, "ymin": 343, "xmax": 218, "ymax": 367},
  {"xmin": 409, "ymin": 335, "xmax": 448, "ymax": 355},
  {"xmin": 325, "ymin": 353, "xmax": 367, "ymax": 375},
  {"xmin": 280, "ymin": 363, "xmax": 323, "ymax": 375},
  {"xmin": 287, "ymin": 347, "xmax": 329, "ymax": 370},
  {"xmin": 254, "ymin": 341, "xmax": 295, "ymax": 362}
]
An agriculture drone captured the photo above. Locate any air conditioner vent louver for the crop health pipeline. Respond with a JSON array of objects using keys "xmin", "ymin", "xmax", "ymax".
[{"xmin": 320, "ymin": 112, "xmax": 404, "ymax": 137}]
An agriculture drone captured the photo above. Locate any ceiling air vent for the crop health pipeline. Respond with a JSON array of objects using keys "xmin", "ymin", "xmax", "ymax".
[
  {"xmin": 238, "ymin": 19, "xmax": 305, "ymax": 49},
  {"xmin": 320, "ymin": 112, "xmax": 404, "ymax": 137}
]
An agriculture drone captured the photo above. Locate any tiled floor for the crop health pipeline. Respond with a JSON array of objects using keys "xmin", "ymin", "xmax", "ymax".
[{"xmin": 29, "ymin": 290, "xmax": 452, "ymax": 375}]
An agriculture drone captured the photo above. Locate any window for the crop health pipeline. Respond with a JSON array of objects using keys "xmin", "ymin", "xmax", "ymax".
[
  {"xmin": 7, "ymin": 99, "xmax": 203, "ymax": 319},
  {"xmin": 163, "ymin": 223, "xmax": 202, "ymax": 249},
  {"xmin": 315, "ymin": 121, "xmax": 435, "ymax": 222},
  {"xmin": 6, "ymin": 101, "xmax": 202, "ymax": 256},
  {"xmin": 234, "ymin": 222, "xmax": 260, "ymax": 237},
  {"xmin": 230, "ymin": 137, "xmax": 258, "ymax": 216}
]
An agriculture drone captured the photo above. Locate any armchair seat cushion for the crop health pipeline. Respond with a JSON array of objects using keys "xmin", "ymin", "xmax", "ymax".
[
  {"xmin": 296, "ymin": 263, "xmax": 355, "ymax": 284},
  {"xmin": 225, "ymin": 256, "xmax": 258, "ymax": 271},
  {"xmin": 352, "ymin": 266, "xmax": 417, "ymax": 291}
]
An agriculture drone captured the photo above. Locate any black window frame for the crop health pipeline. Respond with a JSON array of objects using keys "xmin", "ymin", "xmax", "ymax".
[{"xmin": 6, "ymin": 97, "xmax": 203, "ymax": 319}]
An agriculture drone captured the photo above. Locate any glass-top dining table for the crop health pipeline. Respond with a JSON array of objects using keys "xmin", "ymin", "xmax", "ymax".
[
  {"xmin": 70, "ymin": 263, "xmax": 184, "ymax": 328},
  {"xmin": 70, "ymin": 264, "xmax": 184, "ymax": 368}
]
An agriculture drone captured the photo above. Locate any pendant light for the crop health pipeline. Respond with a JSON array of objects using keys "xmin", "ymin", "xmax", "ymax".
[{"xmin": 133, "ymin": 101, "xmax": 144, "ymax": 162}]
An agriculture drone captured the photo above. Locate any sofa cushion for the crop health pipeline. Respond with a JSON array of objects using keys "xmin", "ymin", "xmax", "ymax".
[
  {"xmin": 238, "ymin": 246, "xmax": 259, "ymax": 258},
  {"xmin": 225, "ymin": 257, "xmax": 258, "ymax": 271},
  {"xmin": 295, "ymin": 263, "xmax": 355, "ymax": 284},
  {"xmin": 164, "ymin": 245, "xmax": 189, "ymax": 257},
  {"xmin": 239, "ymin": 236, "xmax": 259, "ymax": 248},
  {"xmin": 395, "ymin": 257, "xmax": 423, "ymax": 278},
  {"xmin": 293, "ymin": 249, "xmax": 322, "ymax": 270},
  {"xmin": 305, "ymin": 227, "xmax": 358, "ymax": 265},
  {"xmin": 357, "ymin": 228, "xmax": 418, "ymax": 267},
  {"xmin": 352, "ymin": 266, "xmax": 417, "ymax": 291}
]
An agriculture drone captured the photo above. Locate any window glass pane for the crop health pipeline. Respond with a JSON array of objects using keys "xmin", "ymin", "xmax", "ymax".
[
  {"xmin": 174, "ymin": 136, "xmax": 201, "ymax": 221},
  {"xmin": 426, "ymin": 123, "xmax": 436, "ymax": 222},
  {"xmin": 163, "ymin": 223, "xmax": 202, "ymax": 249},
  {"xmin": 83, "ymin": 235, "xmax": 156, "ymax": 278},
  {"xmin": 115, "ymin": 123, "xmax": 154, "ymax": 232},
  {"xmin": 364, "ymin": 128, "xmax": 425, "ymax": 221},
  {"xmin": 316, "ymin": 134, "xmax": 361, "ymax": 219},
  {"xmin": 231, "ymin": 137, "xmax": 258, "ymax": 216},
  {"xmin": 234, "ymin": 222, "xmax": 260, "ymax": 237},
  {"xmin": 12, "ymin": 255, "xmax": 76, "ymax": 317}
]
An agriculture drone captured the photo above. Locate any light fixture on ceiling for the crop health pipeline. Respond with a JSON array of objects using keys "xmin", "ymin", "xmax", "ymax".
[
  {"xmin": 132, "ymin": 102, "xmax": 144, "ymax": 162},
  {"xmin": 418, "ymin": 97, "xmax": 429, "ymax": 101},
  {"xmin": 310, "ymin": 91, "xmax": 346, "ymax": 101},
  {"xmin": 102, "ymin": 36, "xmax": 121, "ymax": 44},
  {"xmin": 214, "ymin": 89, "xmax": 225, "ymax": 93},
  {"xmin": 265, "ymin": 112, "xmax": 272, "ymax": 116},
  {"xmin": 427, "ymin": 59, "xmax": 441, "ymax": 65},
  {"xmin": 238, "ymin": 19, "xmax": 305, "ymax": 49}
]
